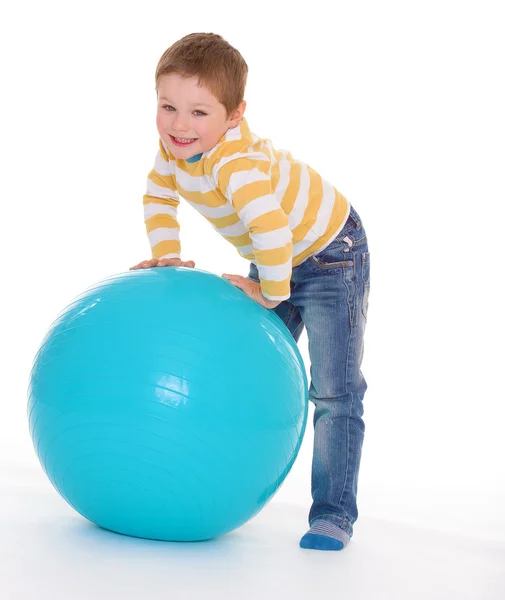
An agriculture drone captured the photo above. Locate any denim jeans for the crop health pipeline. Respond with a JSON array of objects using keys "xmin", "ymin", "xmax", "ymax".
[{"xmin": 247, "ymin": 206, "xmax": 370, "ymax": 537}]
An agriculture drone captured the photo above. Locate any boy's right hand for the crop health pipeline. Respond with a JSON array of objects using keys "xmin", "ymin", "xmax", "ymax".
[{"xmin": 129, "ymin": 258, "xmax": 196, "ymax": 270}]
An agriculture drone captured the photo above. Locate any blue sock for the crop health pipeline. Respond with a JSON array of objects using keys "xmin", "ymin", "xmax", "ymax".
[{"xmin": 299, "ymin": 519, "xmax": 351, "ymax": 551}]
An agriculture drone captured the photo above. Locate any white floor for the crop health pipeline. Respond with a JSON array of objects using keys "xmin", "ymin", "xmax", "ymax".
[{"xmin": 2, "ymin": 466, "xmax": 504, "ymax": 600}]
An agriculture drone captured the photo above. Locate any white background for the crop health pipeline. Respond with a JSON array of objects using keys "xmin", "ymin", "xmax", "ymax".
[{"xmin": 1, "ymin": 0, "xmax": 504, "ymax": 552}]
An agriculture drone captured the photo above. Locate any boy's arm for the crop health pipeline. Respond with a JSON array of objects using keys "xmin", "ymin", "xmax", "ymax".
[
  {"xmin": 143, "ymin": 140, "xmax": 181, "ymax": 260},
  {"xmin": 216, "ymin": 153, "xmax": 293, "ymax": 302}
]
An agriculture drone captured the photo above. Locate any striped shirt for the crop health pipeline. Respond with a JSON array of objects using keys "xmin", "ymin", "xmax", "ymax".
[{"xmin": 143, "ymin": 117, "xmax": 350, "ymax": 301}]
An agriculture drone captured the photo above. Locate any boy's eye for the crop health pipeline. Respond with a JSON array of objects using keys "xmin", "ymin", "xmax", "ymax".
[{"xmin": 162, "ymin": 105, "xmax": 206, "ymax": 116}]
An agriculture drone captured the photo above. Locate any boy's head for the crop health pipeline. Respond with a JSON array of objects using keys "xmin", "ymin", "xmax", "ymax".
[{"xmin": 155, "ymin": 33, "xmax": 248, "ymax": 159}]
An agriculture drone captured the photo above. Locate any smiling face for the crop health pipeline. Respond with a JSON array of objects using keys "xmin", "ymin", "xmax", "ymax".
[{"xmin": 156, "ymin": 73, "xmax": 246, "ymax": 160}]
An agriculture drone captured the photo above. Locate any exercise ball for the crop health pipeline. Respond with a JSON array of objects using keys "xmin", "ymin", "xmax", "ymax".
[{"xmin": 27, "ymin": 267, "xmax": 308, "ymax": 541}]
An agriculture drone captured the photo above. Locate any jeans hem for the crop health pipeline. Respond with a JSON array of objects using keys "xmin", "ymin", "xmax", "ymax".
[{"xmin": 309, "ymin": 514, "xmax": 354, "ymax": 537}]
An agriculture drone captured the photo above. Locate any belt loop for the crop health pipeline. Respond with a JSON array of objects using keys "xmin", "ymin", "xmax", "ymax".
[{"xmin": 350, "ymin": 205, "xmax": 362, "ymax": 230}]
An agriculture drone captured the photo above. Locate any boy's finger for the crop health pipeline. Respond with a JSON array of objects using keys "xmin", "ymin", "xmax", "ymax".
[
  {"xmin": 223, "ymin": 274, "xmax": 244, "ymax": 283},
  {"xmin": 130, "ymin": 259, "xmax": 155, "ymax": 270},
  {"xmin": 224, "ymin": 276, "xmax": 246, "ymax": 290}
]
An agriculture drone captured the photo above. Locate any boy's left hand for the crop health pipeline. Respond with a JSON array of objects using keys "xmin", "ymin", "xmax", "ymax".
[{"xmin": 222, "ymin": 274, "xmax": 280, "ymax": 309}]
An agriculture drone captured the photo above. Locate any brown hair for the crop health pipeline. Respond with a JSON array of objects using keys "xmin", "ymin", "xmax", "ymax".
[{"xmin": 155, "ymin": 33, "xmax": 248, "ymax": 118}]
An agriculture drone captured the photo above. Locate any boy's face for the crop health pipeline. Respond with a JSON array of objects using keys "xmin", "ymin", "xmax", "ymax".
[{"xmin": 156, "ymin": 73, "xmax": 246, "ymax": 160}]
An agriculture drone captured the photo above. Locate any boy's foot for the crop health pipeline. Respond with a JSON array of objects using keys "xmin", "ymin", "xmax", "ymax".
[{"xmin": 299, "ymin": 519, "xmax": 350, "ymax": 551}]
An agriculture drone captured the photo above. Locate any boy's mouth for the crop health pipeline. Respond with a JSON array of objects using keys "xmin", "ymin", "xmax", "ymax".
[{"xmin": 170, "ymin": 135, "xmax": 198, "ymax": 147}]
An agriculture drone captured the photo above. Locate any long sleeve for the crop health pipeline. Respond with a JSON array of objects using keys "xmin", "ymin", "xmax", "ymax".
[
  {"xmin": 143, "ymin": 140, "xmax": 181, "ymax": 260},
  {"xmin": 216, "ymin": 152, "xmax": 293, "ymax": 301}
]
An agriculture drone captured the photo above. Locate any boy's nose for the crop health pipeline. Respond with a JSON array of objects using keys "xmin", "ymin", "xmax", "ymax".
[{"xmin": 172, "ymin": 118, "xmax": 190, "ymax": 132}]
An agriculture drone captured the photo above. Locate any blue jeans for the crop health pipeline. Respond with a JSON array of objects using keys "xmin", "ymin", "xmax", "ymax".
[{"xmin": 247, "ymin": 206, "xmax": 370, "ymax": 537}]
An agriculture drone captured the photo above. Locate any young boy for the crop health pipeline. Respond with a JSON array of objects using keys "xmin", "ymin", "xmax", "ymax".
[{"xmin": 131, "ymin": 32, "xmax": 370, "ymax": 551}]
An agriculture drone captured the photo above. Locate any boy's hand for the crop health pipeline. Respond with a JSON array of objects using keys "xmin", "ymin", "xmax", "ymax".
[
  {"xmin": 222, "ymin": 274, "xmax": 280, "ymax": 309},
  {"xmin": 129, "ymin": 258, "xmax": 195, "ymax": 270}
]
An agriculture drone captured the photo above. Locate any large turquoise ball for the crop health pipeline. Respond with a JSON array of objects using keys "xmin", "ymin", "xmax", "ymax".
[{"xmin": 28, "ymin": 267, "xmax": 308, "ymax": 541}]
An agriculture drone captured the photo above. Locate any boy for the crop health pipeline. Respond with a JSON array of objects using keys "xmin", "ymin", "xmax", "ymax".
[{"xmin": 131, "ymin": 32, "xmax": 370, "ymax": 551}]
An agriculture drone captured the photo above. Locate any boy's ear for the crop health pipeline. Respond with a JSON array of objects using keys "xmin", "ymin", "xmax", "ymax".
[{"xmin": 229, "ymin": 100, "xmax": 247, "ymax": 127}]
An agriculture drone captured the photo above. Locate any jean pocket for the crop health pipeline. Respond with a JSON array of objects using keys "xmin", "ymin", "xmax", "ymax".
[
  {"xmin": 361, "ymin": 252, "xmax": 370, "ymax": 320},
  {"xmin": 309, "ymin": 238, "xmax": 354, "ymax": 269},
  {"xmin": 310, "ymin": 256, "xmax": 354, "ymax": 270}
]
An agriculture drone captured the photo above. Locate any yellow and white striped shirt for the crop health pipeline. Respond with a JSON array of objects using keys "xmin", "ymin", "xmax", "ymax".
[{"xmin": 143, "ymin": 117, "xmax": 350, "ymax": 301}]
